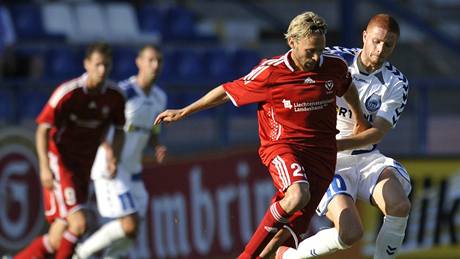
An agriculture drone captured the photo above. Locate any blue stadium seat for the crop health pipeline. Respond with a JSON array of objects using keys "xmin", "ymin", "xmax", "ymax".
[
  {"xmin": 204, "ymin": 48, "xmax": 236, "ymax": 83},
  {"xmin": 9, "ymin": 5, "xmax": 44, "ymax": 39},
  {"xmin": 17, "ymin": 90, "xmax": 49, "ymax": 122},
  {"xmin": 173, "ymin": 49, "xmax": 206, "ymax": 81},
  {"xmin": 112, "ymin": 47, "xmax": 137, "ymax": 80},
  {"xmin": 136, "ymin": 5, "xmax": 165, "ymax": 36},
  {"xmin": 9, "ymin": 4, "xmax": 63, "ymax": 41},
  {"xmin": 0, "ymin": 89, "xmax": 15, "ymax": 123},
  {"xmin": 233, "ymin": 49, "xmax": 261, "ymax": 78},
  {"xmin": 162, "ymin": 6, "xmax": 196, "ymax": 41},
  {"xmin": 45, "ymin": 47, "xmax": 81, "ymax": 80}
]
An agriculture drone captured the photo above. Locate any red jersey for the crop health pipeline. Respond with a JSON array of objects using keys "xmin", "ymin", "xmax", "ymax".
[
  {"xmin": 223, "ymin": 51, "xmax": 351, "ymax": 175},
  {"xmin": 36, "ymin": 73, "xmax": 126, "ymax": 167}
]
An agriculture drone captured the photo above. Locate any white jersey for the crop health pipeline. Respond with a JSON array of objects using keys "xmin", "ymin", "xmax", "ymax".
[
  {"xmin": 91, "ymin": 76, "xmax": 167, "ymax": 178},
  {"xmin": 326, "ymin": 46, "xmax": 409, "ymax": 155}
]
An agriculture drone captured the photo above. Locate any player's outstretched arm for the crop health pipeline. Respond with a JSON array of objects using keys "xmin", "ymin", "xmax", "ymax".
[
  {"xmin": 154, "ymin": 85, "xmax": 229, "ymax": 125},
  {"xmin": 36, "ymin": 123, "xmax": 54, "ymax": 189}
]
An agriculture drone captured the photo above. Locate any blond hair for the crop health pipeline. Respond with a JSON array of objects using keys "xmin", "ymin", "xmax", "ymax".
[{"xmin": 285, "ymin": 11, "xmax": 327, "ymax": 41}]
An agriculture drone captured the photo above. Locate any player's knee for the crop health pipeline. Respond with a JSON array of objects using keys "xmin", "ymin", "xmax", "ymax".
[
  {"xmin": 388, "ymin": 197, "xmax": 411, "ymax": 217},
  {"xmin": 338, "ymin": 225, "xmax": 363, "ymax": 246},
  {"xmin": 68, "ymin": 218, "xmax": 87, "ymax": 236},
  {"xmin": 286, "ymin": 184, "xmax": 310, "ymax": 211},
  {"xmin": 121, "ymin": 215, "xmax": 138, "ymax": 238}
]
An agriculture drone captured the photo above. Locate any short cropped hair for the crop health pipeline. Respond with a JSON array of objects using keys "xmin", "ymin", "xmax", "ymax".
[
  {"xmin": 285, "ymin": 11, "xmax": 327, "ymax": 41},
  {"xmin": 85, "ymin": 42, "xmax": 112, "ymax": 60},
  {"xmin": 367, "ymin": 13, "xmax": 400, "ymax": 37},
  {"xmin": 138, "ymin": 44, "xmax": 163, "ymax": 62}
]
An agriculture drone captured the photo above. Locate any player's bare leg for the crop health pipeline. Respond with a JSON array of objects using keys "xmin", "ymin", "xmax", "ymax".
[
  {"xmin": 75, "ymin": 214, "xmax": 138, "ymax": 259},
  {"xmin": 239, "ymin": 182, "xmax": 310, "ymax": 259},
  {"xmin": 371, "ymin": 168, "xmax": 410, "ymax": 259},
  {"xmin": 13, "ymin": 219, "xmax": 67, "ymax": 259},
  {"xmin": 277, "ymin": 194, "xmax": 357, "ymax": 259},
  {"xmin": 55, "ymin": 210, "xmax": 87, "ymax": 259}
]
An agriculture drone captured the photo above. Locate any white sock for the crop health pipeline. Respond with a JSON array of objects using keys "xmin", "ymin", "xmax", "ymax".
[
  {"xmin": 282, "ymin": 228, "xmax": 349, "ymax": 259},
  {"xmin": 103, "ymin": 236, "xmax": 133, "ymax": 258},
  {"xmin": 374, "ymin": 215, "xmax": 408, "ymax": 259},
  {"xmin": 75, "ymin": 220, "xmax": 126, "ymax": 259}
]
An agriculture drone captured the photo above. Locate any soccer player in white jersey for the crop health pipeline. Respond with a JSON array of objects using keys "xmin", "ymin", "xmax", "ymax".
[
  {"xmin": 74, "ymin": 44, "xmax": 167, "ymax": 259},
  {"xmin": 277, "ymin": 14, "xmax": 411, "ymax": 259}
]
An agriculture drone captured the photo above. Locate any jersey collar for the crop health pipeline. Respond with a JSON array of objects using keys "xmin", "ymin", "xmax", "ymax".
[
  {"xmin": 353, "ymin": 50, "xmax": 385, "ymax": 76},
  {"xmin": 284, "ymin": 50, "xmax": 324, "ymax": 72},
  {"xmin": 80, "ymin": 73, "xmax": 108, "ymax": 94}
]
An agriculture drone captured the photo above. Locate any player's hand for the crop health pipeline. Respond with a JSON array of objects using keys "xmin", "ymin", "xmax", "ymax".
[
  {"xmin": 107, "ymin": 158, "xmax": 117, "ymax": 178},
  {"xmin": 40, "ymin": 166, "xmax": 54, "ymax": 190},
  {"xmin": 155, "ymin": 145, "xmax": 167, "ymax": 164},
  {"xmin": 154, "ymin": 109, "xmax": 185, "ymax": 125}
]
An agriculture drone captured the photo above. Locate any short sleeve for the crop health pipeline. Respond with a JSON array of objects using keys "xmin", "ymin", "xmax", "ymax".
[
  {"xmin": 35, "ymin": 103, "xmax": 54, "ymax": 126},
  {"xmin": 377, "ymin": 80, "xmax": 409, "ymax": 127},
  {"xmin": 336, "ymin": 68, "xmax": 352, "ymax": 97},
  {"xmin": 222, "ymin": 63, "xmax": 271, "ymax": 107}
]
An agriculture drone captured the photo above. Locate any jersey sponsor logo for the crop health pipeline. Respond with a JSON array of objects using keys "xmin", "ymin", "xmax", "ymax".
[
  {"xmin": 0, "ymin": 128, "xmax": 44, "ymax": 251},
  {"xmin": 353, "ymin": 75, "xmax": 367, "ymax": 83},
  {"xmin": 304, "ymin": 77, "xmax": 315, "ymax": 84},
  {"xmin": 365, "ymin": 93, "xmax": 382, "ymax": 112},
  {"xmin": 88, "ymin": 101, "xmax": 97, "ymax": 109},
  {"xmin": 324, "ymin": 80, "xmax": 334, "ymax": 91},
  {"xmin": 291, "ymin": 98, "xmax": 335, "ymax": 113},
  {"xmin": 282, "ymin": 99, "xmax": 293, "ymax": 109},
  {"xmin": 102, "ymin": 106, "xmax": 110, "ymax": 116}
]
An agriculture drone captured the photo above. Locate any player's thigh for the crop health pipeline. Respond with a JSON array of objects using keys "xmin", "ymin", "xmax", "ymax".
[
  {"xmin": 129, "ymin": 179, "xmax": 149, "ymax": 217},
  {"xmin": 316, "ymin": 163, "xmax": 359, "ymax": 217},
  {"xmin": 326, "ymin": 194, "xmax": 363, "ymax": 235},
  {"xmin": 268, "ymin": 153, "xmax": 309, "ymax": 193},
  {"xmin": 94, "ymin": 175, "xmax": 137, "ymax": 218},
  {"xmin": 47, "ymin": 152, "xmax": 91, "ymax": 220},
  {"xmin": 66, "ymin": 209, "xmax": 87, "ymax": 235},
  {"xmin": 357, "ymin": 155, "xmax": 411, "ymax": 206},
  {"xmin": 371, "ymin": 167, "xmax": 411, "ymax": 216}
]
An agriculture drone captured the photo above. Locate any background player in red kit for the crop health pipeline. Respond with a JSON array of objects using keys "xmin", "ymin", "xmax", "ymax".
[
  {"xmin": 155, "ymin": 11, "xmax": 369, "ymax": 259},
  {"xmin": 14, "ymin": 43, "xmax": 126, "ymax": 259}
]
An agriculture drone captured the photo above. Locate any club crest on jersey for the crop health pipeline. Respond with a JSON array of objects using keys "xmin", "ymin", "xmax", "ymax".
[
  {"xmin": 365, "ymin": 93, "xmax": 381, "ymax": 112},
  {"xmin": 282, "ymin": 99, "xmax": 293, "ymax": 109},
  {"xmin": 324, "ymin": 80, "xmax": 334, "ymax": 91}
]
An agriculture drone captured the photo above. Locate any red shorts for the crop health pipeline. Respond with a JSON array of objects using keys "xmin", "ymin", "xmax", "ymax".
[
  {"xmin": 43, "ymin": 151, "xmax": 91, "ymax": 223},
  {"xmin": 268, "ymin": 152, "xmax": 333, "ymax": 245},
  {"xmin": 268, "ymin": 153, "xmax": 310, "ymax": 192}
]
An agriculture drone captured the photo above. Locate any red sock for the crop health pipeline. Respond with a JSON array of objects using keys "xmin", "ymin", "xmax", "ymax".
[
  {"xmin": 14, "ymin": 235, "xmax": 54, "ymax": 259},
  {"xmin": 238, "ymin": 202, "xmax": 289, "ymax": 259},
  {"xmin": 55, "ymin": 231, "xmax": 79, "ymax": 259}
]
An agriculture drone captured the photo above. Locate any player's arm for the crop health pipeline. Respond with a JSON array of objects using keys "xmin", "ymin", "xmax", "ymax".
[
  {"xmin": 107, "ymin": 127, "xmax": 125, "ymax": 177},
  {"xmin": 342, "ymin": 82, "xmax": 371, "ymax": 134},
  {"xmin": 337, "ymin": 116, "xmax": 391, "ymax": 151},
  {"xmin": 154, "ymin": 85, "xmax": 229, "ymax": 124},
  {"xmin": 36, "ymin": 123, "xmax": 53, "ymax": 189},
  {"xmin": 149, "ymin": 126, "xmax": 166, "ymax": 164}
]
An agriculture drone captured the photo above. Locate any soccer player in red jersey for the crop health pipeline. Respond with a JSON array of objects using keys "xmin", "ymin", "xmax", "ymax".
[
  {"xmin": 155, "ymin": 11, "xmax": 369, "ymax": 259},
  {"xmin": 14, "ymin": 43, "xmax": 126, "ymax": 259}
]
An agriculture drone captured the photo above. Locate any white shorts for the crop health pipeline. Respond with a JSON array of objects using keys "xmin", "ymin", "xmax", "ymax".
[
  {"xmin": 316, "ymin": 150, "xmax": 412, "ymax": 216},
  {"xmin": 94, "ymin": 168, "xmax": 148, "ymax": 219}
]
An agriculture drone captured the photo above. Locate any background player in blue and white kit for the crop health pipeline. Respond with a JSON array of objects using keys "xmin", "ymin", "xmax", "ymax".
[
  {"xmin": 74, "ymin": 44, "xmax": 167, "ymax": 259},
  {"xmin": 277, "ymin": 14, "xmax": 411, "ymax": 259}
]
